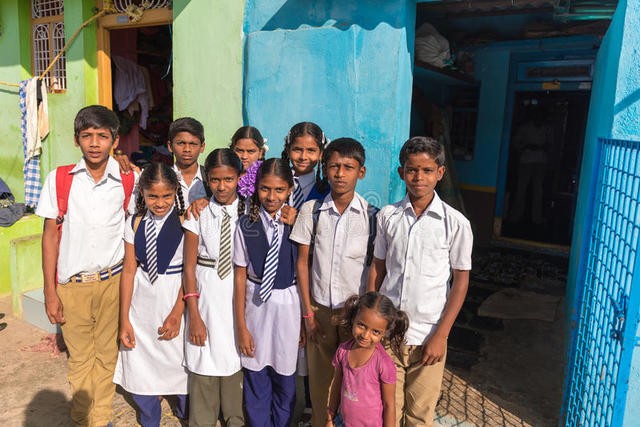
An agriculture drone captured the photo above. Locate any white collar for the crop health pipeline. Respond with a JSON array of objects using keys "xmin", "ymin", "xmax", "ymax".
[
  {"xmin": 397, "ymin": 191, "xmax": 444, "ymax": 219},
  {"xmin": 320, "ymin": 191, "xmax": 366, "ymax": 214},
  {"xmin": 72, "ymin": 157, "xmax": 123, "ymax": 183}
]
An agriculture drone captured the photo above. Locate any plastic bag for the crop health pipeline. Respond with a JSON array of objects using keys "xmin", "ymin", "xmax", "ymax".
[{"xmin": 415, "ymin": 23, "xmax": 451, "ymax": 68}]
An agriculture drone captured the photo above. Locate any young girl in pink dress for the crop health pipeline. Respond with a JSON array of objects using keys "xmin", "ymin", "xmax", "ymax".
[{"xmin": 326, "ymin": 292, "xmax": 409, "ymax": 427}]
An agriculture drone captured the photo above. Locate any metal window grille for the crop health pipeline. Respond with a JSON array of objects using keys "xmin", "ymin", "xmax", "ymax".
[
  {"xmin": 113, "ymin": 0, "xmax": 169, "ymax": 13},
  {"xmin": 31, "ymin": 0, "xmax": 66, "ymax": 91},
  {"xmin": 32, "ymin": 0, "xmax": 63, "ymax": 18},
  {"xmin": 565, "ymin": 138, "xmax": 640, "ymax": 426},
  {"xmin": 51, "ymin": 22, "xmax": 66, "ymax": 91}
]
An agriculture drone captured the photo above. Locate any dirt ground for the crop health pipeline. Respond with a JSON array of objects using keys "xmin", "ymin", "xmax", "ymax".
[{"xmin": 0, "ymin": 294, "xmax": 562, "ymax": 427}]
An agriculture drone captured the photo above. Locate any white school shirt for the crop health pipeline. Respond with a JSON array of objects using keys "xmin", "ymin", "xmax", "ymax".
[
  {"xmin": 36, "ymin": 157, "xmax": 138, "ymax": 283},
  {"xmin": 290, "ymin": 192, "xmax": 371, "ymax": 309},
  {"xmin": 182, "ymin": 197, "xmax": 240, "ymax": 260},
  {"xmin": 173, "ymin": 164, "xmax": 207, "ymax": 207},
  {"xmin": 124, "ymin": 206, "xmax": 177, "ymax": 249},
  {"xmin": 374, "ymin": 192, "xmax": 473, "ymax": 345},
  {"xmin": 288, "ymin": 170, "xmax": 316, "ymax": 206},
  {"xmin": 233, "ymin": 207, "xmax": 283, "ymax": 273}
]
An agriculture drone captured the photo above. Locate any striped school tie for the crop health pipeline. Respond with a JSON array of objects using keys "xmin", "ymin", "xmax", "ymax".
[
  {"xmin": 292, "ymin": 176, "xmax": 304, "ymax": 210},
  {"xmin": 259, "ymin": 220, "xmax": 279, "ymax": 302},
  {"xmin": 145, "ymin": 217, "xmax": 158, "ymax": 284},
  {"xmin": 217, "ymin": 207, "xmax": 232, "ymax": 280}
]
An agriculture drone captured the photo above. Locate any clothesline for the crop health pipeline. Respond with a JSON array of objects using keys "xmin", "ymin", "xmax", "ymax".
[{"xmin": 0, "ymin": 1, "xmax": 149, "ymax": 90}]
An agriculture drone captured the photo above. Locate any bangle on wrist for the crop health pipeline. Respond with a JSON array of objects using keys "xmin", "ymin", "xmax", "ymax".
[
  {"xmin": 302, "ymin": 312, "xmax": 314, "ymax": 319},
  {"xmin": 183, "ymin": 292, "xmax": 200, "ymax": 301}
]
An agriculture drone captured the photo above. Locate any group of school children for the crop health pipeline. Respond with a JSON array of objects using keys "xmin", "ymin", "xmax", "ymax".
[{"xmin": 37, "ymin": 105, "xmax": 473, "ymax": 427}]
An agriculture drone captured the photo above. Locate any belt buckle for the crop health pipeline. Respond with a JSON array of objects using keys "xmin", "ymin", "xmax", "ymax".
[{"xmin": 80, "ymin": 272, "xmax": 100, "ymax": 283}]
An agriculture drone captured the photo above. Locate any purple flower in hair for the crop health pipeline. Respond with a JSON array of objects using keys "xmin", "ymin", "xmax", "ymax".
[{"xmin": 238, "ymin": 160, "xmax": 262, "ymax": 198}]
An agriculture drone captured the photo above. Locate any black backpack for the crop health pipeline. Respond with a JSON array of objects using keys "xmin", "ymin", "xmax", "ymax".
[{"xmin": 308, "ymin": 199, "xmax": 379, "ymax": 266}]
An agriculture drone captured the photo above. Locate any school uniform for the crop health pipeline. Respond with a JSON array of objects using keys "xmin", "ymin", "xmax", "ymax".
[
  {"xmin": 182, "ymin": 197, "xmax": 244, "ymax": 427},
  {"xmin": 35, "ymin": 157, "xmax": 137, "ymax": 426},
  {"xmin": 233, "ymin": 208, "xmax": 301, "ymax": 427},
  {"xmin": 288, "ymin": 170, "xmax": 327, "ymax": 210},
  {"xmin": 374, "ymin": 192, "xmax": 473, "ymax": 427},
  {"xmin": 113, "ymin": 206, "xmax": 188, "ymax": 426},
  {"xmin": 173, "ymin": 164, "xmax": 208, "ymax": 207},
  {"xmin": 289, "ymin": 192, "xmax": 372, "ymax": 427}
]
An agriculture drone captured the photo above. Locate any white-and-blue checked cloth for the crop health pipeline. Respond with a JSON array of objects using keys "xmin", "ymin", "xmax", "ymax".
[{"xmin": 19, "ymin": 79, "xmax": 41, "ymax": 208}]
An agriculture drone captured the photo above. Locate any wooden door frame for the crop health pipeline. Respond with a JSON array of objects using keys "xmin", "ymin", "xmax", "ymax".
[{"xmin": 95, "ymin": 2, "xmax": 172, "ymax": 108}]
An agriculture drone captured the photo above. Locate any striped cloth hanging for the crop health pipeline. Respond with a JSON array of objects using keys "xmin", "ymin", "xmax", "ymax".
[{"xmin": 19, "ymin": 80, "xmax": 42, "ymax": 208}]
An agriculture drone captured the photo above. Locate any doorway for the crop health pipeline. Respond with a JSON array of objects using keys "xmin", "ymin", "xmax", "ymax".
[
  {"xmin": 501, "ymin": 90, "xmax": 590, "ymax": 246},
  {"xmin": 109, "ymin": 25, "xmax": 173, "ymax": 166}
]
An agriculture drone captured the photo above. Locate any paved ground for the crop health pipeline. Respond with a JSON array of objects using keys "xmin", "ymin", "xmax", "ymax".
[{"xmin": 1, "ymin": 259, "xmax": 562, "ymax": 427}]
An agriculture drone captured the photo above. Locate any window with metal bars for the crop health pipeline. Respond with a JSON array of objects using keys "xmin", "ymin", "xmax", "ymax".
[{"xmin": 31, "ymin": 0, "xmax": 66, "ymax": 92}]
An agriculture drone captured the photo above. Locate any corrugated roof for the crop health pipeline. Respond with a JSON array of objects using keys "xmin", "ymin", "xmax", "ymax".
[{"xmin": 419, "ymin": 0, "xmax": 618, "ymax": 20}]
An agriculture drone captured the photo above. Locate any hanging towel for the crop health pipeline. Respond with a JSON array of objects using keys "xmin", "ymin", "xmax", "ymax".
[
  {"xmin": 112, "ymin": 55, "xmax": 150, "ymax": 129},
  {"xmin": 24, "ymin": 78, "xmax": 49, "ymax": 160},
  {"xmin": 19, "ymin": 79, "xmax": 42, "ymax": 208}
]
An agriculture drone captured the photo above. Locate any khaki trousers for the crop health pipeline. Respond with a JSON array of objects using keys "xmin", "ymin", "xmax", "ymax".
[
  {"xmin": 306, "ymin": 302, "xmax": 350, "ymax": 427},
  {"xmin": 387, "ymin": 344, "xmax": 447, "ymax": 427},
  {"xmin": 57, "ymin": 274, "xmax": 120, "ymax": 427},
  {"xmin": 188, "ymin": 370, "xmax": 245, "ymax": 427}
]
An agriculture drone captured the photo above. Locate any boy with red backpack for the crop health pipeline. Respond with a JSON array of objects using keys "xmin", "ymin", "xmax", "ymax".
[{"xmin": 36, "ymin": 105, "xmax": 136, "ymax": 427}]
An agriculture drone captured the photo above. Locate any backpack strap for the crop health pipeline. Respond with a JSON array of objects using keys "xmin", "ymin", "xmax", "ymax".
[
  {"xmin": 200, "ymin": 165, "xmax": 213, "ymax": 198},
  {"xmin": 120, "ymin": 171, "xmax": 135, "ymax": 213},
  {"xmin": 365, "ymin": 203, "xmax": 380, "ymax": 266},
  {"xmin": 55, "ymin": 165, "xmax": 76, "ymax": 227},
  {"xmin": 308, "ymin": 199, "xmax": 323, "ymax": 263}
]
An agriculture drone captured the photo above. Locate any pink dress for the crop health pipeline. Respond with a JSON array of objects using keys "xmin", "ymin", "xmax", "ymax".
[{"xmin": 332, "ymin": 340, "xmax": 396, "ymax": 427}]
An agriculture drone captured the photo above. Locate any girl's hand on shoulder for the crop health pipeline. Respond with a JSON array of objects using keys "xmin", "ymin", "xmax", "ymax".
[
  {"xmin": 185, "ymin": 198, "xmax": 209, "ymax": 220},
  {"xmin": 280, "ymin": 205, "xmax": 297, "ymax": 225},
  {"xmin": 120, "ymin": 321, "xmax": 136, "ymax": 349},
  {"xmin": 158, "ymin": 313, "xmax": 182, "ymax": 341},
  {"xmin": 238, "ymin": 327, "xmax": 255, "ymax": 357},
  {"xmin": 188, "ymin": 314, "xmax": 208, "ymax": 346}
]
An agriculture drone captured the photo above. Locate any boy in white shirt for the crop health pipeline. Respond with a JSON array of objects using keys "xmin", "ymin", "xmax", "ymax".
[
  {"xmin": 291, "ymin": 138, "xmax": 376, "ymax": 426},
  {"xmin": 367, "ymin": 136, "xmax": 473, "ymax": 427},
  {"xmin": 167, "ymin": 117, "xmax": 209, "ymax": 208},
  {"xmin": 38, "ymin": 105, "xmax": 137, "ymax": 426}
]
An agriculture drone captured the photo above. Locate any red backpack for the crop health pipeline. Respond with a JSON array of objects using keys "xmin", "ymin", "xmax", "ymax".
[{"xmin": 55, "ymin": 164, "xmax": 135, "ymax": 239}]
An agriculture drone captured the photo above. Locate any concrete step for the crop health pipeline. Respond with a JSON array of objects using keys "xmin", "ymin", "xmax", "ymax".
[{"xmin": 21, "ymin": 289, "xmax": 60, "ymax": 334}]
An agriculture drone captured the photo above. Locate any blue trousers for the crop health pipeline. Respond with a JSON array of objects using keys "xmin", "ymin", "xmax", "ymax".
[
  {"xmin": 131, "ymin": 393, "xmax": 188, "ymax": 427},
  {"xmin": 244, "ymin": 366, "xmax": 296, "ymax": 427}
]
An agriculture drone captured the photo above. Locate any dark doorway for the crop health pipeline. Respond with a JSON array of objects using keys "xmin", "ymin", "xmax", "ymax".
[
  {"xmin": 110, "ymin": 25, "xmax": 173, "ymax": 167},
  {"xmin": 502, "ymin": 90, "xmax": 590, "ymax": 245}
]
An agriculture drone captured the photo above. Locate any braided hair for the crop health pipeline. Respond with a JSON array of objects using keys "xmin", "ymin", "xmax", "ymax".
[
  {"xmin": 282, "ymin": 122, "xmax": 328, "ymax": 193},
  {"xmin": 248, "ymin": 158, "xmax": 294, "ymax": 223},
  {"xmin": 203, "ymin": 148, "xmax": 246, "ymax": 217},
  {"xmin": 134, "ymin": 162, "xmax": 185, "ymax": 217},
  {"xmin": 337, "ymin": 292, "xmax": 409, "ymax": 356}
]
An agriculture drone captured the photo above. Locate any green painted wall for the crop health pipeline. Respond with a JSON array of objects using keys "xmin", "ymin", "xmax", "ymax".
[
  {"xmin": 172, "ymin": 0, "xmax": 245, "ymax": 151},
  {"xmin": 0, "ymin": 0, "xmax": 99, "ymax": 202},
  {"xmin": 0, "ymin": 1, "xmax": 29, "ymax": 203},
  {"xmin": 0, "ymin": 215, "xmax": 43, "ymax": 296}
]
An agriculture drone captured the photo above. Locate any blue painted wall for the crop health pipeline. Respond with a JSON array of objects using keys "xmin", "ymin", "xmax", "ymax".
[
  {"xmin": 243, "ymin": 0, "xmax": 416, "ymax": 205},
  {"xmin": 562, "ymin": 0, "xmax": 640, "ymax": 424}
]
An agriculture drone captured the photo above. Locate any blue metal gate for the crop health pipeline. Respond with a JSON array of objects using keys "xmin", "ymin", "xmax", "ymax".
[{"xmin": 565, "ymin": 138, "xmax": 640, "ymax": 426}]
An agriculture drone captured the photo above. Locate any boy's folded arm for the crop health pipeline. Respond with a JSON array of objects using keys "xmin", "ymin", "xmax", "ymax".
[{"xmin": 42, "ymin": 218, "xmax": 64, "ymax": 324}]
